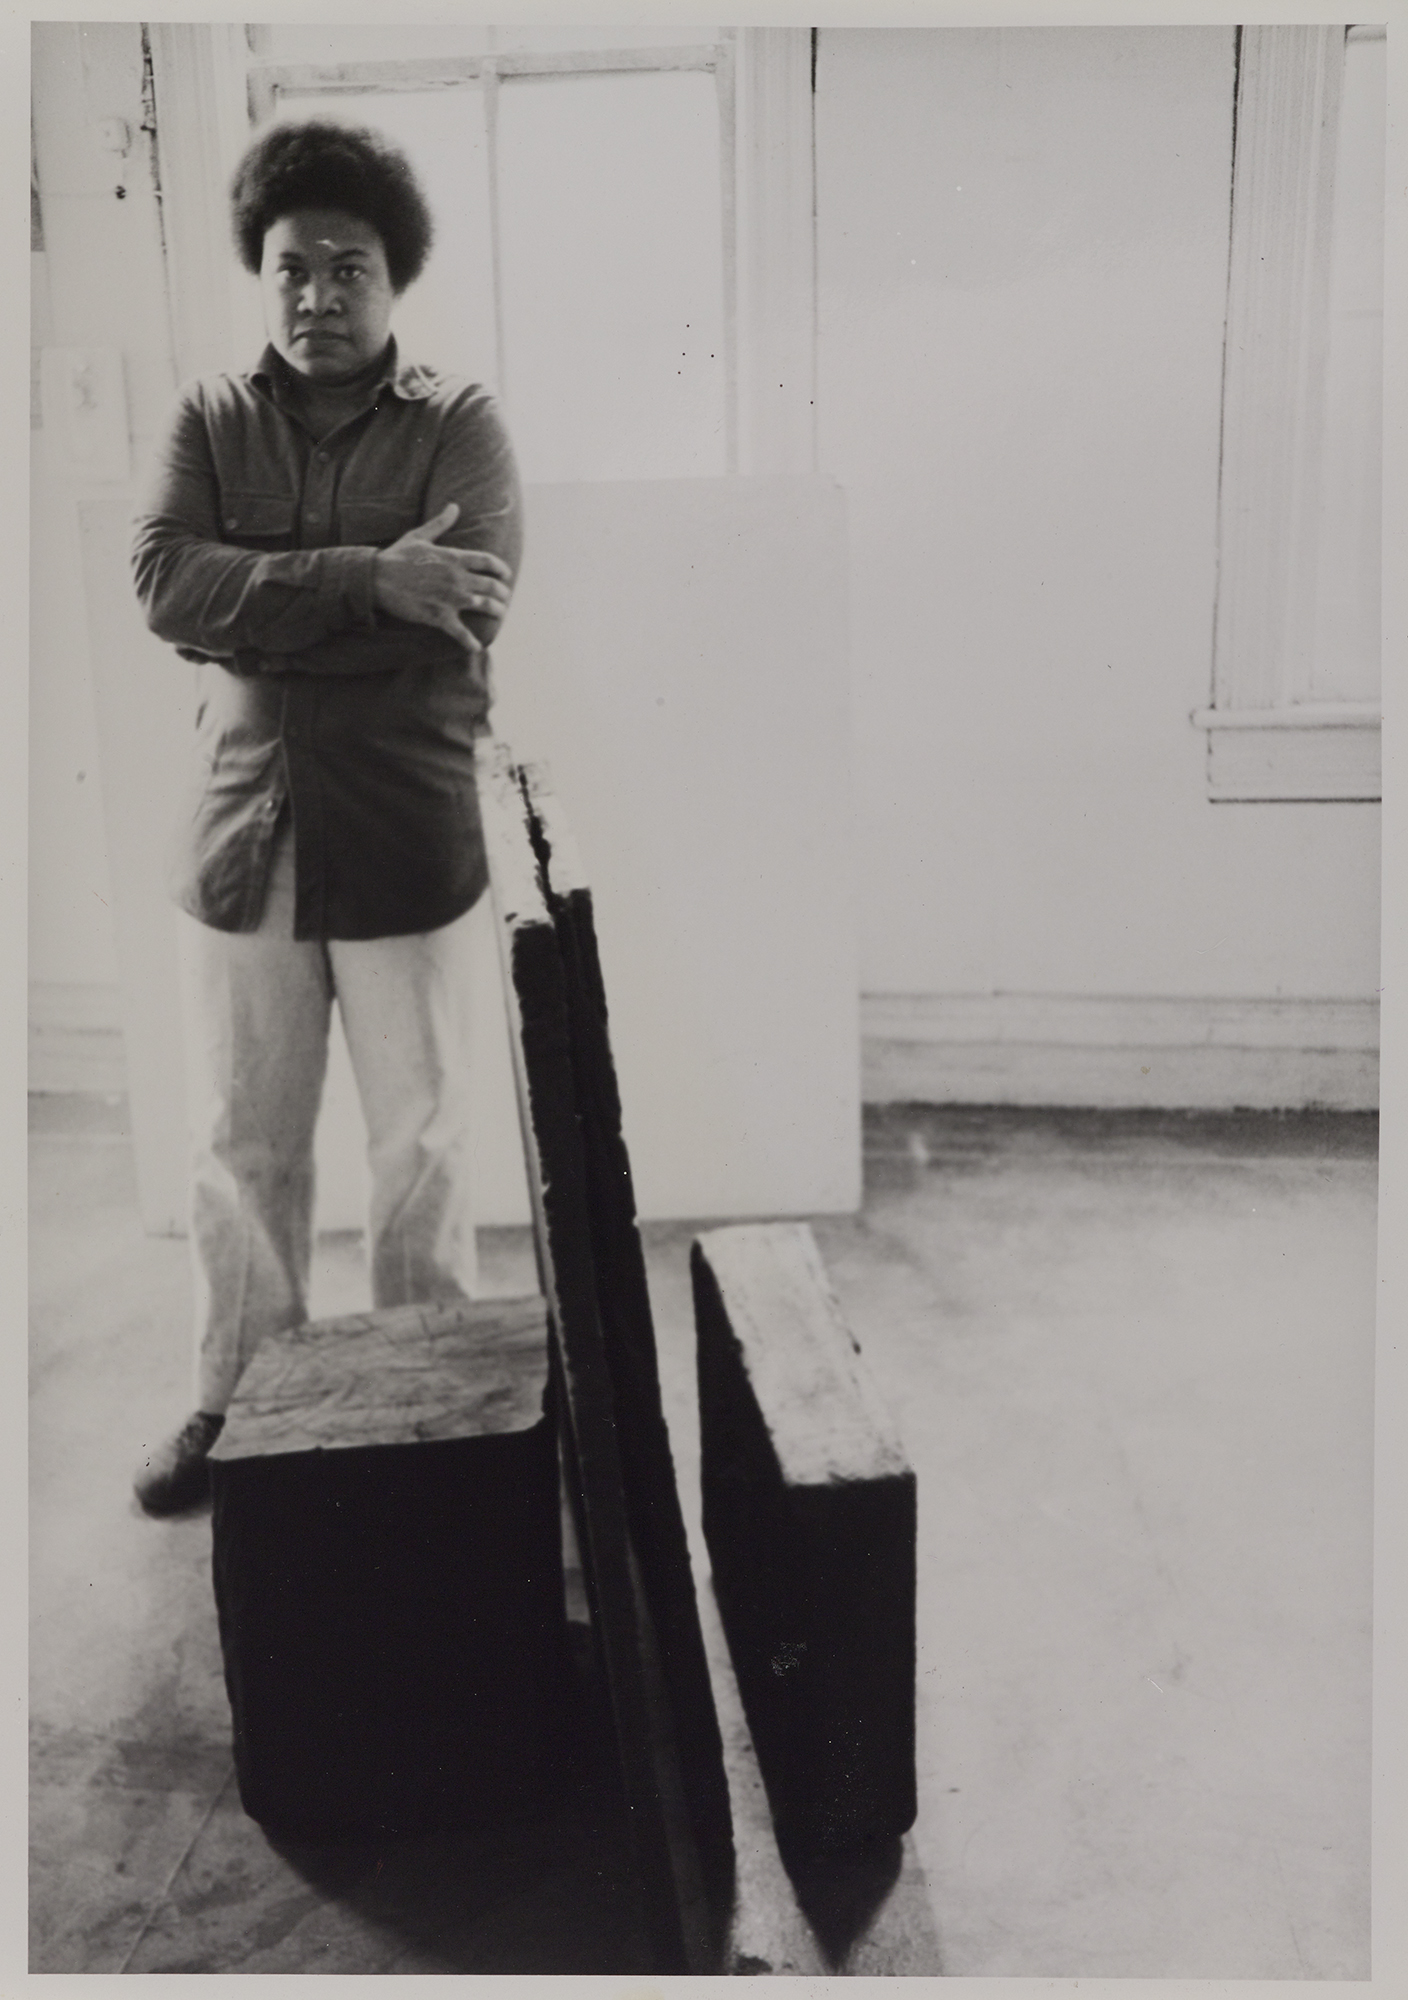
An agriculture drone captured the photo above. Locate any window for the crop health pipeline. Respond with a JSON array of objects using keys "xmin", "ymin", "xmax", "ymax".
[
  {"xmin": 1195, "ymin": 24, "xmax": 1384, "ymax": 801},
  {"xmin": 262, "ymin": 48, "xmax": 729, "ymax": 482},
  {"xmin": 147, "ymin": 26, "xmax": 818, "ymax": 483}
]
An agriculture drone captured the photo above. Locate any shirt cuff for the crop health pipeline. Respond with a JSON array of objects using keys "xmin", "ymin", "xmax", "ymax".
[{"xmin": 317, "ymin": 545, "xmax": 380, "ymax": 630}]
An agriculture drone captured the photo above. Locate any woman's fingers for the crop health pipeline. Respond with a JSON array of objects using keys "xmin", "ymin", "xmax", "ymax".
[
  {"xmin": 459, "ymin": 547, "xmax": 513, "ymax": 576},
  {"xmin": 397, "ymin": 502, "xmax": 461, "ymax": 545},
  {"xmin": 435, "ymin": 606, "xmax": 482, "ymax": 652},
  {"xmin": 373, "ymin": 520, "xmax": 511, "ymax": 645},
  {"xmin": 444, "ymin": 547, "xmax": 514, "ymax": 584}
]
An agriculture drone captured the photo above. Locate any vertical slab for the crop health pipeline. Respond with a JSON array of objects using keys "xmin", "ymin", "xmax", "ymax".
[
  {"xmin": 694, "ymin": 1221, "xmax": 917, "ymax": 1855},
  {"xmin": 477, "ymin": 742, "xmax": 715, "ymax": 1973},
  {"xmin": 523, "ymin": 766, "xmax": 733, "ymax": 1882}
]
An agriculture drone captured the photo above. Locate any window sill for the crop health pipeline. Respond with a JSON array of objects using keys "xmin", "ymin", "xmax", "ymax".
[{"xmin": 1191, "ymin": 705, "xmax": 1381, "ymax": 802}]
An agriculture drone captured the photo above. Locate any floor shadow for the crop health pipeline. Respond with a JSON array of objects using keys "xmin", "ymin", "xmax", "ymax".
[
  {"xmin": 776, "ymin": 1835, "xmax": 906, "ymax": 1968},
  {"xmin": 263, "ymin": 1738, "xmax": 653, "ymax": 1973}
]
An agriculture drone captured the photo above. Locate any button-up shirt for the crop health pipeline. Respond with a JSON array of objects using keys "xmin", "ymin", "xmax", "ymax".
[{"xmin": 131, "ymin": 340, "xmax": 523, "ymax": 940}]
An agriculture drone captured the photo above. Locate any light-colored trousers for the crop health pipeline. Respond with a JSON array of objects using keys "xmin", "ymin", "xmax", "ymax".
[{"xmin": 178, "ymin": 829, "xmax": 478, "ymax": 1414}]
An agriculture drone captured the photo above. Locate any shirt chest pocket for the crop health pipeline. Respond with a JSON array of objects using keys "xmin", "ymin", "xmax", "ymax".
[
  {"xmin": 337, "ymin": 498, "xmax": 420, "ymax": 549},
  {"xmin": 221, "ymin": 492, "xmax": 296, "ymax": 549}
]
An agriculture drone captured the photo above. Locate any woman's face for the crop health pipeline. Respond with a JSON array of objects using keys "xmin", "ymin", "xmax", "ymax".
[{"xmin": 260, "ymin": 207, "xmax": 397, "ymax": 382}]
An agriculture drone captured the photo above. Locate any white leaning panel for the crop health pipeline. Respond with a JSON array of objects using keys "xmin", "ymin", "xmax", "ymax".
[{"xmin": 488, "ymin": 474, "xmax": 861, "ymax": 1222}]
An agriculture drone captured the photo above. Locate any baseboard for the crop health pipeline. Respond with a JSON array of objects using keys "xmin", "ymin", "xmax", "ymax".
[
  {"xmin": 861, "ymin": 993, "xmax": 1380, "ymax": 1112},
  {"xmin": 32, "ymin": 982, "xmax": 1383, "ymax": 1115},
  {"xmin": 29, "ymin": 980, "xmax": 127, "ymax": 1095}
]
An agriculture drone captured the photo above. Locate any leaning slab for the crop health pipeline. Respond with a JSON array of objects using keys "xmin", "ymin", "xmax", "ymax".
[
  {"xmin": 694, "ymin": 1221, "xmax": 917, "ymax": 1856},
  {"xmin": 523, "ymin": 764, "xmax": 733, "ymax": 1881},
  {"xmin": 478, "ymin": 741, "xmax": 722, "ymax": 1972}
]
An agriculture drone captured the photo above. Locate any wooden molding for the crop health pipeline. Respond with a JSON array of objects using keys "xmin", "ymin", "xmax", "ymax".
[
  {"xmin": 862, "ymin": 991, "xmax": 1380, "ymax": 1111},
  {"xmin": 733, "ymin": 28, "xmax": 816, "ymax": 476},
  {"xmin": 1202, "ymin": 27, "xmax": 1385, "ymax": 802},
  {"xmin": 248, "ymin": 44, "xmax": 723, "ymax": 117},
  {"xmin": 37, "ymin": 980, "xmax": 1382, "ymax": 1117},
  {"xmin": 1192, "ymin": 703, "xmax": 1379, "ymax": 729},
  {"xmin": 864, "ymin": 991, "xmax": 1379, "ymax": 1051},
  {"xmin": 74, "ymin": 496, "xmax": 199, "ymax": 1233},
  {"xmin": 1214, "ymin": 26, "xmax": 1344, "ymax": 714},
  {"xmin": 147, "ymin": 23, "xmax": 261, "ymax": 383},
  {"xmin": 1199, "ymin": 710, "xmax": 1380, "ymax": 800},
  {"xmin": 29, "ymin": 980, "xmax": 126, "ymax": 1095}
]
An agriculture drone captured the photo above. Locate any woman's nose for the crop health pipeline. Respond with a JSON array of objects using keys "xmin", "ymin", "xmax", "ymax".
[{"xmin": 299, "ymin": 276, "xmax": 340, "ymax": 316}]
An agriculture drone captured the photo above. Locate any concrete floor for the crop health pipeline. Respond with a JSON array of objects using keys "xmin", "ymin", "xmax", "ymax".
[{"xmin": 30, "ymin": 1095, "xmax": 1375, "ymax": 1976}]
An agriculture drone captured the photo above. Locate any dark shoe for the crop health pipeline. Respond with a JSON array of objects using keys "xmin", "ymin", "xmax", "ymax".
[{"xmin": 134, "ymin": 1412, "xmax": 225, "ymax": 1517}]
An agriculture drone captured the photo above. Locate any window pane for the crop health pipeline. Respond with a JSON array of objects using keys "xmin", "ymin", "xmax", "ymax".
[
  {"xmin": 496, "ymin": 70, "xmax": 726, "ymax": 481},
  {"xmin": 274, "ymin": 88, "xmax": 499, "ymax": 390},
  {"xmin": 1310, "ymin": 31, "xmax": 1384, "ymax": 705}
]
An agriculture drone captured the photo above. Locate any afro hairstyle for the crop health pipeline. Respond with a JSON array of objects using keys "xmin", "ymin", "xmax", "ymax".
[{"xmin": 230, "ymin": 120, "xmax": 434, "ymax": 293}]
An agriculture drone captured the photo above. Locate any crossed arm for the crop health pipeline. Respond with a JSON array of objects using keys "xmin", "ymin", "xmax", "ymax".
[
  {"xmin": 131, "ymin": 383, "xmax": 522, "ymax": 674},
  {"xmin": 372, "ymin": 502, "xmax": 512, "ymax": 651}
]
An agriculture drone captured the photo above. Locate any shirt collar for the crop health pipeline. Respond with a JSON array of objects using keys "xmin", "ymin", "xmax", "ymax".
[{"xmin": 251, "ymin": 336, "xmax": 437, "ymax": 404}]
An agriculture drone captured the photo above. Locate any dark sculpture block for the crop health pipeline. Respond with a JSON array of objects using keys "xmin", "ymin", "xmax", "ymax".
[
  {"xmin": 694, "ymin": 1223, "xmax": 917, "ymax": 1856},
  {"xmin": 209, "ymin": 1298, "xmax": 575, "ymax": 1841}
]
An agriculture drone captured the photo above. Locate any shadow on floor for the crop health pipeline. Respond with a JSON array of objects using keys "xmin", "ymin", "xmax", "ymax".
[
  {"xmin": 118, "ymin": 1729, "xmax": 654, "ymax": 1975},
  {"xmin": 264, "ymin": 1794, "xmax": 650, "ymax": 1973}
]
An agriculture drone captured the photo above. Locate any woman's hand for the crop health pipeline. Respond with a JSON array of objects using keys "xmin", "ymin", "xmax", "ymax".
[{"xmin": 372, "ymin": 503, "xmax": 514, "ymax": 651}]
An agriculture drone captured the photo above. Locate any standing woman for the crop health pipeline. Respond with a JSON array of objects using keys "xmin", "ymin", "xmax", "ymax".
[{"xmin": 130, "ymin": 121, "xmax": 521, "ymax": 1513}]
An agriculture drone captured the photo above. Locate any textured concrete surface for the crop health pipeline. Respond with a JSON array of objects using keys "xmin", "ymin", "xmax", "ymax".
[{"xmin": 30, "ymin": 1096, "xmax": 1374, "ymax": 1975}]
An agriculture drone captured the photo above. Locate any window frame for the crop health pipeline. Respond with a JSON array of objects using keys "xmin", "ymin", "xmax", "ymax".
[
  {"xmin": 1196, "ymin": 23, "xmax": 1383, "ymax": 803},
  {"xmin": 147, "ymin": 26, "xmax": 818, "ymax": 481}
]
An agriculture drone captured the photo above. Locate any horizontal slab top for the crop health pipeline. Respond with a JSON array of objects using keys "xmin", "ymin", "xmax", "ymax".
[
  {"xmin": 695, "ymin": 1222, "xmax": 909, "ymax": 1488},
  {"xmin": 210, "ymin": 1295, "xmax": 552, "ymax": 1462}
]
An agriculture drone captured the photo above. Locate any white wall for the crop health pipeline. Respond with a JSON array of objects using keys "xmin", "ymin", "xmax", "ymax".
[
  {"xmin": 492, "ymin": 476, "xmax": 859, "ymax": 1220},
  {"xmin": 32, "ymin": 26, "xmax": 1381, "ymax": 1124},
  {"xmin": 816, "ymin": 31, "xmax": 1380, "ymax": 1042},
  {"xmin": 30, "ymin": 25, "xmax": 208, "ymax": 1220},
  {"xmin": 30, "ymin": 23, "xmax": 171, "ymax": 994},
  {"xmin": 28, "ymin": 23, "xmax": 861, "ymax": 1227},
  {"xmin": 29, "ymin": 433, "xmax": 119, "ymax": 990}
]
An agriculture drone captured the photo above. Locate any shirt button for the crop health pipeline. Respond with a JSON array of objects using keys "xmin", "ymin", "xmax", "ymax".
[{"xmin": 264, "ymin": 797, "xmax": 279, "ymax": 816}]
